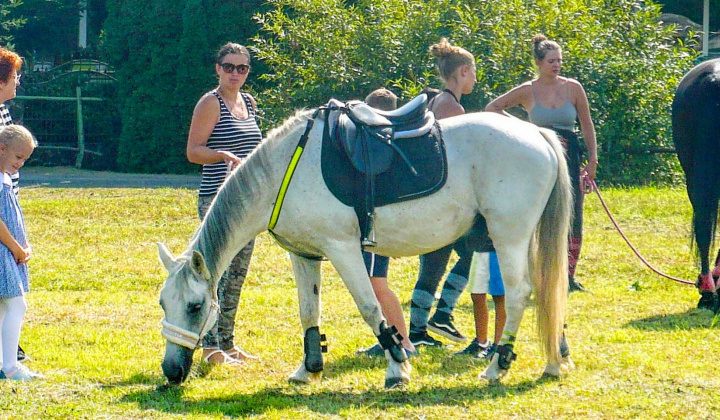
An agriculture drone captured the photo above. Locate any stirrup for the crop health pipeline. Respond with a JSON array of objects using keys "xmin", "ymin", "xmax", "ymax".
[{"xmin": 361, "ymin": 212, "xmax": 377, "ymax": 247}]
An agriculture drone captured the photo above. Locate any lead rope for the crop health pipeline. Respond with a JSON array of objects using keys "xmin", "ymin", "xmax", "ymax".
[{"xmin": 584, "ymin": 175, "xmax": 694, "ymax": 285}]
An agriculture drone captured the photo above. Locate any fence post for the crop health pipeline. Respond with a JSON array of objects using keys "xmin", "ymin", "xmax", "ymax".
[{"xmin": 75, "ymin": 87, "xmax": 85, "ymax": 168}]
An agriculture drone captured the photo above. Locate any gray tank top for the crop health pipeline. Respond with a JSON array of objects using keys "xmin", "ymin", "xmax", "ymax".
[{"xmin": 528, "ymin": 81, "xmax": 577, "ymax": 131}]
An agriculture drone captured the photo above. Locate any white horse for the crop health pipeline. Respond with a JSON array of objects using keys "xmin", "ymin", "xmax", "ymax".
[{"xmin": 157, "ymin": 102, "xmax": 573, "ymax": 388}]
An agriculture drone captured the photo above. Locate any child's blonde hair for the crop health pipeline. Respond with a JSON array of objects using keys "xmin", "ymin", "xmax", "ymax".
[{"xmin": 0, "ymin": 125, "xmax": 37, "ymax": 149}]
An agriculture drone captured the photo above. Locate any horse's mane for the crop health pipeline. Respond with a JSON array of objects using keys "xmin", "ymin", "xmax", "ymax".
[{"xmin": 186, "ymin": 108, "xmax": 317, "ymax": 277}]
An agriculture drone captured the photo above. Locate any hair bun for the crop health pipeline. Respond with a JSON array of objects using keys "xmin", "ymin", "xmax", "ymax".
[{"xmin": 532, "ymin": 34, "xmax": 548, "ymax": 46}]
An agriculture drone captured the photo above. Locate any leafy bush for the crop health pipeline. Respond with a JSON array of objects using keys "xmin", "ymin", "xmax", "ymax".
[{"xmin": 254, "ymin": 0, "xmax": 697, "ymax": 185}]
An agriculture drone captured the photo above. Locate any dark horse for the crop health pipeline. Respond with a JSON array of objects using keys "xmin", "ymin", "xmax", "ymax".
[{"xmin": 672, "ymin": 58, "xmax": 720, "ymax": 312}]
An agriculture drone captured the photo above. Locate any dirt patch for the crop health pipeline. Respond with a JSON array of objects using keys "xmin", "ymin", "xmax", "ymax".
[{"xmin": 19, "ymin": 166, "xmax": 200, "ymax": 189}]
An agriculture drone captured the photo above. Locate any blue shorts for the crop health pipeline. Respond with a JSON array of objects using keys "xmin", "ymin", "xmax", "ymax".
[
  {"xmin": 363, "ymin": 251, "xmax": 389, "ymax": 278},
  {"xmin": 468, "ymin": 251, "xmax": 505, "ymax": 296}
]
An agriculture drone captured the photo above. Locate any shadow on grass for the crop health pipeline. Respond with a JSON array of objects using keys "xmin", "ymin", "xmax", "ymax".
[
  {"xmin": 626, "ymin": 307, "xmax": 719, "ymax": 331},
  {"xmin": 118, "ymin": 376, "xmax": 547, "ymax": 417}
]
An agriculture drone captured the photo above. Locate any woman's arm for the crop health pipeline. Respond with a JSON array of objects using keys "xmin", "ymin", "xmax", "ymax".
[
  {"xmin": 573, "ymin": 81, "xmax": 598, "ymax": 179},
  {"xmin": 485, "ymin": 83, "xmax": 531, "ymax": 117},
  {"xmin": 186, "ymin": 94, "xmax": 241, "ymax": 167}
]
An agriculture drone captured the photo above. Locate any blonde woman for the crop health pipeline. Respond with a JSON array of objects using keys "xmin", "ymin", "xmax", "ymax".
[{"xmin": 486, "ymin": 34, "xmax": 598, "ymax": 292}]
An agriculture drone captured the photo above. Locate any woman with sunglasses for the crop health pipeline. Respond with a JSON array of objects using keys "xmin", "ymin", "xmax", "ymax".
[{"xmin": 186, "ymin": 42, "xmax": 262, "ymax": 367}]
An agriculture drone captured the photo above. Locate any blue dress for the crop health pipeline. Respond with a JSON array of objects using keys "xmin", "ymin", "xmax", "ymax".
[{"xmin": 0, "ymin": 173, "xmax": 29, "ymax": 298}]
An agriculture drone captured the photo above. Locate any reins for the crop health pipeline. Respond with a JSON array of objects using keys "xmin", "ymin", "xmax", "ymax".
[{"xmin": 585, "ymin": 176, "xmax": 695, "ymax": 285}]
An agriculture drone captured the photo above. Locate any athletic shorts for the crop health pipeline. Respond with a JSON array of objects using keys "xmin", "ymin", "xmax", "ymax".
[
  {"xmin": 363, "ymin": 251, "xmax": 389, "ymax": 278},
  {"xmin": 468, "ymin": 251, "xmax": 505, "ymax": 296}
]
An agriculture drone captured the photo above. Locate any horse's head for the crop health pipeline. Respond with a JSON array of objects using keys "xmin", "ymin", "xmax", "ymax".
[{"xmin": 157, "ymin": 242, "xmax": 219, "ymax": 384}]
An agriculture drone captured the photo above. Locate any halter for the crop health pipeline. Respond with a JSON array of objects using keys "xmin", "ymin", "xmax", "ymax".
[{"xmin": 160, "ymin": 298, "xmax": 220, "ymax": 350}]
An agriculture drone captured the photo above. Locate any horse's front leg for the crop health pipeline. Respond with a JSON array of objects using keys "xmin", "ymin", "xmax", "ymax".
[
  {"xmin": 480, "ymin": 249, "xmax": 531, "ymax": 381},
  {"xmin": 326, "ymin": 245, "xmax": 412, "ymax": 389},
  {"xmin": 287, "ymin": 253, "xmax": 324, "ymax": 384}
]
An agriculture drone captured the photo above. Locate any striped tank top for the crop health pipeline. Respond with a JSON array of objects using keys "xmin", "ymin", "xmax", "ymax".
[
  {"xmin": 199, "ymin": 91, "xmax": 262, "ymax": 197},
  {"xmin": 528, "ymin": 81, "xmax": 577, "ymax": 131}
]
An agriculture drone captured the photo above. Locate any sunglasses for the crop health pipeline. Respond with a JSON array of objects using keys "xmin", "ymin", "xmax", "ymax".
[{"xmin": 220, "ymin": 63, "xmax": 251, "ymax": 75}]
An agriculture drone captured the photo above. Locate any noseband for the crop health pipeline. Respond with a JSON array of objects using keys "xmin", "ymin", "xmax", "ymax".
[{"xmin": 161, "ymin": 299, "xmax": 220, "ymax": 350}]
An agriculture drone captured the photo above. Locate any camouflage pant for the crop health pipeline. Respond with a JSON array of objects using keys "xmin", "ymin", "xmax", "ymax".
[{"xmin": 198, "ymin": 194, "xmax": 255, "ymax": 350}]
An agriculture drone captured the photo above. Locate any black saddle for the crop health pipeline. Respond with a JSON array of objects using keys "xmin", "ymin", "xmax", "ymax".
[
  {"xmin": 320, "ymin": 94, "xmax": 447, "ymax": 247},
  {"xmin": 332, "ymin": 94, "xmax": 435, "ymax": 177}
]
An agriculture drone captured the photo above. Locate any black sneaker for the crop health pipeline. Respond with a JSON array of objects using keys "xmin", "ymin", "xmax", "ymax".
[
  {"xmin": 356, "ymin": 343, "xmax": 417, "ymax": 358},
  {"xmin": 455, "ymin": 339, "xmax": 490, "ymax": 356},
  {"xmin": 357, "ymin": 343, "xmax": 385, "ymax": 357},
  {"xmin": 409, "ymin": 331, "xmax": 443, "ymax": 347},
  {"xmin": 476, "ymin": 343, "xmax": 497, "ymax": 360},
  {"xmin": 569, "ymin": 276, "xmax": 587, "ymax": 293},
  {"xmin": 17, "ymin": 345, "xmax": 28, "ymax": 362},
  {"xmin": 427, "ymin": 314, "xmax": 468, "ymax": 342}
]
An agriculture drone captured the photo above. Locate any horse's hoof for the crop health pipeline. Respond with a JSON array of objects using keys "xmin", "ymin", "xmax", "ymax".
[
  {"xmin": 479, "ymin": 367, "xmax": 507, "ymax": 381},
  {"xmin": 697, "ymin": 292, "xmax": 717, "ymax": 311},
  {"xmin": 542, "ymin": 364, "xmax": 561, "ymax": 377},
  {"xmin": 288, "ymin": 368, "xmax": 322, "ymax": 384},
  {"xmin": 384, "ymin": 376, "xmax": 409, "ymax": 389},
  {"xmin": 561, "ymin": 357, "xmax": 575, "ymax": 372}
]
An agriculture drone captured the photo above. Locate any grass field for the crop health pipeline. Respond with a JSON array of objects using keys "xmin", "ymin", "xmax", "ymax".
[{"xmin": 0, "ymin": 186, "xmax": 718, "ymax": 419}]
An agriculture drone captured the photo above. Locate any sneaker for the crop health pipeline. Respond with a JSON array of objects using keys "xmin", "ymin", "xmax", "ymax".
[
  {"xmin": 357, "ymin": 343, "xmax": 385, "ymax": 357},
  {"xmin": 476, "ymin": 343, "xmax": 497, "ymax": 360},
  {"xmin": 357, "ymin": 343, "xmax": 417, "ymax": 358},
  {"xmin": 3, "ymin": 364, "xmax": 44, "ymax": 381},
  {"xmin": 569, "ymin": 276, "xmax": 587, "ymax": 293},
  {"xmin": 409, "ymin": 331, "xmax": 443, "ymax": 347},
  {"xmin": 455, "ymin": 339, "xmax": 490, "ymax": 357},
  {"xmin": 17, "ymin": 345, "xmax": 29, "ymax": 362},
  {"xmin": 427, "ymin": 314, "xmax": 468, "ymax": 342}
]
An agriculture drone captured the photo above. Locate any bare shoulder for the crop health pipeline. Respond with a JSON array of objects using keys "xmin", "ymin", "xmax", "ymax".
[
  {"xmin": 244, "ymin": 92, "xmax": 258, "ymax": 108},
  {"xmin": 433, "ymin": 95, "xmax": 465, "ymax": 119},
  {"xmin": 194, "ymin": 92, "xmax": 221, "ymax": 114},
  {"xmin": 564, "ymin": 77, "xmax": 586, "ymax": 92}
]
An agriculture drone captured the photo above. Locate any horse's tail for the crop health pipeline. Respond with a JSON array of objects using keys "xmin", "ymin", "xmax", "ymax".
[
  {"xmin": 530, "ymin": 128, "xmax": 572, "ymax": 364},
  {"xmin": 688, "ymin": 97, "xmax": 720, "ymax": 267}
]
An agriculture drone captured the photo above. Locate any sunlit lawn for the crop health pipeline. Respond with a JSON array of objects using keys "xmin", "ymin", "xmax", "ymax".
[{"xmin": 0, "ymin": 186, "xmax": 717, "ymax": 419}]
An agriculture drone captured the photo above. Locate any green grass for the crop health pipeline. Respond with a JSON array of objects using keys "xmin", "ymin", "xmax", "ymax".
[{"xmin": 0, "ymin": 186, "xmax": 718, "ymax": 419}]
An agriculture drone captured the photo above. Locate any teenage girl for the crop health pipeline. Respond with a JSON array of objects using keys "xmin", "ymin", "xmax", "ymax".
[{"xmin": 409, "ymin": 38, "xmax": 478, "ymax": 347}]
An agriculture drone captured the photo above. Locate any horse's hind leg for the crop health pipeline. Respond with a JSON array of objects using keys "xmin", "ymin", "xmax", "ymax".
[
  {"xmin": 480, "ymin": 244, "xmax": 532, "ymax": 381},
  {"xmin": 288, "ymin": 254, "xmax": 324, "ymax": 384},
  {"xmin": 689, "ymin": 185, "xmax": 719, "ymax": 310}
]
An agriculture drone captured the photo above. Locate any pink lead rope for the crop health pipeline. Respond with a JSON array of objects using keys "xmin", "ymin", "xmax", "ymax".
[{"xmin": 584, "ymin": 175, "xmax": 695, "ymax": 286}]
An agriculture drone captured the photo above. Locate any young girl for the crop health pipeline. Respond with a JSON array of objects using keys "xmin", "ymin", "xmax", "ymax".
[{"xmin": 0, "ymin": 125, "xmax": 42, "ymax": 381}]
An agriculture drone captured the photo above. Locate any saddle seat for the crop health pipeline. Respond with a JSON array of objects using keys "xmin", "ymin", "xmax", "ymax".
[
  {"xmin": 333, "ymin": 93, "xmax": 435, "ymax": 176},
  {"xmin": 344, "ymin": 93, "xmax": 430, "ymax": 127}
]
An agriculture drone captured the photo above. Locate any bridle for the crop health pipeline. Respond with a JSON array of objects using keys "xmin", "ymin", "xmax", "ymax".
[{"xmin": 160, "ymin": 298, "xmax": 220, "ymax": 350}]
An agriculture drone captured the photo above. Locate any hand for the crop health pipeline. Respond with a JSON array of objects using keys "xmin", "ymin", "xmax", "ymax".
[
  {"xmin": 218, "ymin": 151, "xmax": 241, "ymax": 170},
  {"xmin": 12, "ymin": 246, "xmax": 31, "ymax": 264},
  {"xmin": 582, "ymin": 159, "xmax": 598, "ymax": 180}
]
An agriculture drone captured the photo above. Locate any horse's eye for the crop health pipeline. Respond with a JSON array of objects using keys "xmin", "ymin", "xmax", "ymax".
[{"xmin": 187, "ymin": 302, "xmax": 203, "ymax": 314}]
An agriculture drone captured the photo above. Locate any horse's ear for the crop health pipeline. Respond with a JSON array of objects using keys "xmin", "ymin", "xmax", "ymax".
[
  {"xmin": 157, "ymin": 242, "xmax": 177, "ymax": 271},
  {"xmin": 190, "ymin": 251, "xmax": 212, "ymax": 282}
]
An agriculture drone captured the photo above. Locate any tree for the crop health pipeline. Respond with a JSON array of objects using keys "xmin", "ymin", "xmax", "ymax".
[
  {"xmin": 102, "ymin": 0, "xmax": 267, "ymax": 173},
  {"xmin": 254, "ymin": 0, "xmax": 697, "ymax": 185},
  {"xmin": 9, "ymin": 0, "xmax": 83, "ymax": 62},
  {"xmin": 0, "ymin": 0, "xmax": 24, "ymax": 49}
]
